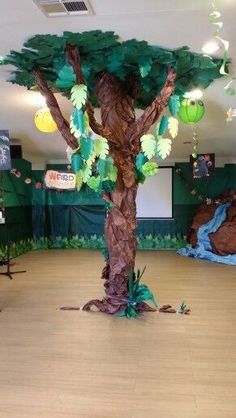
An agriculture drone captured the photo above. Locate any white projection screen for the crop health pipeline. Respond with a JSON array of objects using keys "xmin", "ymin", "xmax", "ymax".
[{"xmin": 136, "ymin": 167, "xmax": 173, "ymax": 218}]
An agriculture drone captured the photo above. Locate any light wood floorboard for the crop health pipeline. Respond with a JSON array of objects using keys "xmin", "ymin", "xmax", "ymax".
[{"xmin": 0, "ymin": 249, "xmax": 236, "ymax": 418}]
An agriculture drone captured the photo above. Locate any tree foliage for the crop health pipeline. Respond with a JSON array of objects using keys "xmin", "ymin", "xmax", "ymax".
[
  {"xmin": 4, "ymin": 30, "xmax": 223, "ymax": 109},
  {"xmin": 3, "ymin": 30, "xmax": 225, "ymax": 192}
]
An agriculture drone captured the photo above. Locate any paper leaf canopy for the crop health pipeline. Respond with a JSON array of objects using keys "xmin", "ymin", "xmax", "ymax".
[{"xmin": 4, "ymin": 30, "xmax": 224, "ymax": 109}]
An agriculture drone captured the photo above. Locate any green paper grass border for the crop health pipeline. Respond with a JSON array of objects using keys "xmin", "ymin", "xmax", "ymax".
[{"xmin": 0, "ymin": 234, "xmax": 187, "ymax": 259}]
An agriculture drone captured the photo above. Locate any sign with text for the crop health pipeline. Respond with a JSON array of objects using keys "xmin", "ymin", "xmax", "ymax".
[
  {"xmin": 45, "ymin": 170, "xmax": 76, "ymax": 190},
  {"xmin": 0, "ymin": 130, "xmax": 11, "ymax": 171}
]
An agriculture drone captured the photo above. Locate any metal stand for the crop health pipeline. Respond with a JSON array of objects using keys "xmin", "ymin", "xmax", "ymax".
[{"xmin": 0, "ymin": 239, "xmax": 26, "ymax": 280}]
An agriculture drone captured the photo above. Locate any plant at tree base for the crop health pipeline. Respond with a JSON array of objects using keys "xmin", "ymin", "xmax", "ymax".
[
  {"xmin": 117, "ymin": 267, "xmax": 157, "ymax": 318},
  {"xmin": 3, "ymin": 31, "xmax": 223, "ymax": 316}
]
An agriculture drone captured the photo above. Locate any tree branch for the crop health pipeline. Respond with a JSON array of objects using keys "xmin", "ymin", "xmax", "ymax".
[
  {"xmin": 126, "ymin": 67, "xmax": 176, "ymax": 152},
  {"xmin": 33, "ymin": 69, "xmax": 78, "ymax": 150},
  {"xmin": 66, "ymin": 44, "xmax": 113, "ymax": 141}
]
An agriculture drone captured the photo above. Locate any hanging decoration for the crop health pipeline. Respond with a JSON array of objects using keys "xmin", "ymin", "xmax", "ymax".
[
  {"xmin": 178, "ymin": 98, "xmax": 205, "ymax": 125},
  {"xmin": 209, "ymin": 2, "xmax": 229, "ymax": 76},
  {"xmin": 190, "ymin": 153, "xmax": 215, "ymax": 178},
  {"xmin": 175, "ymin": 165, "xmax": 235, "ymax": 205},
  {"xmin": 191, "ymin": 130, "xmax": 199, "ymax": 159},
  {"xmin": 10, "ymin": 168, "xmax": 42, "ymax": 188},
  {"xmin": 10, "ymin": 166, "xmax": 78, "ymax": 193},
  {"xmin": 0, "ymin": 176, "xmax": 5, "ymax": 225},
  {"xmin": 226, "ymin": 108, "xmax": 236, "ymax": 122},
  {"xmin": 34, "ymin": 108, "xmax": 57, "ymax": 133},
  {"xmin": 206, "ymin": 2, "xmax": 235, "ymax": 118}
]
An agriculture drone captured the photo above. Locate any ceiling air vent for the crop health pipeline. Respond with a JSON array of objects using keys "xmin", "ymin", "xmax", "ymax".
[{"xmin": 34, "ymin": 0, "xmax": 93, "ymax": 17}]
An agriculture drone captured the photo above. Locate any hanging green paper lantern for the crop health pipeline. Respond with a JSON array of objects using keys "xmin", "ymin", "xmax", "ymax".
[{"xmin": 178, "ymin": 99, "xmax": 205, "ymax": 124}]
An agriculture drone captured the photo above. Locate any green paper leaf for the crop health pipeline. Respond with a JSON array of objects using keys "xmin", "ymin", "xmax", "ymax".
[
  {"xmin": 140, "ymin": 134, "xmax": 156, "ymax": 160},
  {"xmin": 106, "ymin": 47, "xmax": 125, "ymax": 74},
  {"xmin": 70, "ymin": 108, "xmax": 85, "ymax": 137},
  {"xmin": 94, "ymin": 137, "xmax": 109, "ymax": 159},
  {"xmin": 86, "ymin": 151, "xmax": 96, "ymax": 166},
  {"xmin": 106, "ymin": 157, "xmax": 117, "ymax": 182},
  {"xmin": 139, "ymin": 56, "xmax": 152, "ymax": 78},
  {"xmin": 158, "ymin": 115, "xmax": 169, "ymax": 135},
  {"xmin": 97, "ymin": 157, "xmax": 117, "ymax": 182},
  {"xmin": 135, "ymin": 152, "xmax": 148, "ymax": 171},
  {"xmin": 76, "ymin": 171, "xmax": 83, "ymax": 191},
  {"xmin": 107, "ymin": 163, "xmax": 117, "ymax": 182},
  {"xmin": 97, "ymin": 158, "xmax": 106, "ymax": 179},
  {"xmin": 80, "ymin": 135, "xmax": 94, "ymax": 160},
  {"xmin": 128, "ymin": 272, "xmax": 134, "ymax": 299},
  {"xmin": 117, "ymin": 310, "xmax": 126, "ymax": 317},
  {"xmin": 101, "ymin": 180, "xmax": 116, "ymax": 193},
  {"xmin": 71, "ymin": 153, "xmax": 83, "ymax": 172},
  {"xmin": 141, "ymin": 162, "xmax": 159, "ymax": 177},
  {"xmin": 82, "ymin": 165, "xmax": 92, "ymax": 182},
  {"xmin": 156, "ymin": 137, "xmax": 172, "ymax": 159},
  {"xmin": 55, "ymin": 64, "xmax": 75, "ymax": 89},
  {"xmin": 168, "ymin": 117, "xmax": 179, "ymax": 138},
  {"xmin": 70, "ymin": 122, "xmax": 81, "ymax": 140},
  {"xmin": 87, "ymin": 175, "xmax": 101, "ymax": 192},
  {"xmin": 135, "ymin": 170, "xmax": 146, "ymax": 184},
  {"xmin": 168, "ymin": 95, "xmax": 180, "ymax": 116},
  {"xmin": 71, "ymin": 84, "xmax": 87, "ymax": 110},
  {"xmin": 83, "ymin": 111, "xmax": 90, "ymax": 132},
  {"xmin": 126, "ymin": 306, "xmax": 138, "ymax": 318}
]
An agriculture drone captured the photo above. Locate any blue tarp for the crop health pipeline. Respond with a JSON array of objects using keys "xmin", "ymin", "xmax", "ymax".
[{"xmin": 178, "ymin": 203, "xmax": 236, "ymax": 265}]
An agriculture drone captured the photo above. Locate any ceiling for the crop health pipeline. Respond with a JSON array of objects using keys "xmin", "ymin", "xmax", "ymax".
[{"xmin": 0, "ymin": 0, "xmax": 236, "ymax": 167}]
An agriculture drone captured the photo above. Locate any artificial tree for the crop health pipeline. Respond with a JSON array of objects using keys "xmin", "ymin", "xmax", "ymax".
[{"xmin": 4, "ymin": 31, "xmax": 222, "ymax": 316}]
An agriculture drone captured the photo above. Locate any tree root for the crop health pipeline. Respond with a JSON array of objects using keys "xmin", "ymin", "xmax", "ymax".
[
  {"xmin": 137, "ymin": 302, "xmax": 157, "ymax": 313},
  {"xmin": 82, "ymin": 298, "xmax": 126, "ymax": 315},
  {"xmin": 158, "ymin": 304, "xmax": 176, "ymax": 313},
  {"xmin": 60, "ymin": 301, "xmax": 187, "ymax": 316},
  {"xmin": 82, "ymin": 298, "xmax": 160, "ymax": 315}
]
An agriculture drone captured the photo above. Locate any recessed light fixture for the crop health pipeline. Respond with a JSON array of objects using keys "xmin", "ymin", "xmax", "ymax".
[
  {"xmin": 184, "ymin": 89, "xmax": 203, "ymax": 100},
  {"xmin": 202, "ymin": 41, "xmax": 220, "ymax": 54}
]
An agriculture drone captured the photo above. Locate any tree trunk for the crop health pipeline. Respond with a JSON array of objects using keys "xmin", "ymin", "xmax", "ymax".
[
  {"xmin": 82, "ymin": 72, "xmax": 138, "ymax": 313},
  {"xmin": 82, "ymin": 69, "xmax": 175, "ymax": 314},
  {"xmin": 83, "ymin": 183, "xmax": 138, "ymax": 314},
  {"xmin": 82, "ymin": 72, "xmax": 156, "ymax": 314}
]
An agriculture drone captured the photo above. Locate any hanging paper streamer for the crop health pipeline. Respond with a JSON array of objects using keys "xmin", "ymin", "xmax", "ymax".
[
  {"xmin": 208, "ymin": 2, "xmax": 235, "ymax": 117},
  {"xmin": 0, "ymin": 130, "xmax": 11, "ymax": 171},
  {"xmin": 191, "ymin": 131, "xmax": 198, "ymax": 159},
  {"xmin": 175, "ymin": 165, "xmax": 235, "ymax": 205}
]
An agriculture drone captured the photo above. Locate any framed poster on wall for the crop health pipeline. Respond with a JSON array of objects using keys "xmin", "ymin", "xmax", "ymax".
[{"xmin": 0, "ymin": 130, "xmax": 11, "ymax": 171}]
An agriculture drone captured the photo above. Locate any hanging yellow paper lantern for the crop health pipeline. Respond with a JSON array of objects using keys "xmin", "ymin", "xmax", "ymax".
[{"xmin": 34, "ymin": 108, "xmax": 57, "ymax": 133}]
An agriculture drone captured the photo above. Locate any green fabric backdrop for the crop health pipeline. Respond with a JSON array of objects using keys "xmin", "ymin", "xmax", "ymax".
[{"xmin": 1, "ymin": 160, "xmax": 236, "ymax": 250}]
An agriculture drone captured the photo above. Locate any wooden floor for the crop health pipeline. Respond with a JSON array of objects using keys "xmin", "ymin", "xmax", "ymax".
[{"xmin": 0, "ymin": 249, "xmax": 236, "ymax": 418}]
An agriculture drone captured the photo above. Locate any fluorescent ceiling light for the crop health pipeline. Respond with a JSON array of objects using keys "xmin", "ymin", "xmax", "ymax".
[{"xmin": 202, "ymin": 41, "xmax": 219, "ymax": 54}]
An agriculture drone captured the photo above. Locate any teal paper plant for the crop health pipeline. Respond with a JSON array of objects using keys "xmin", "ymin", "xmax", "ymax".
[{"xmin": 118, "ymin": 267, "xmax": 157, "ymax": 318}]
